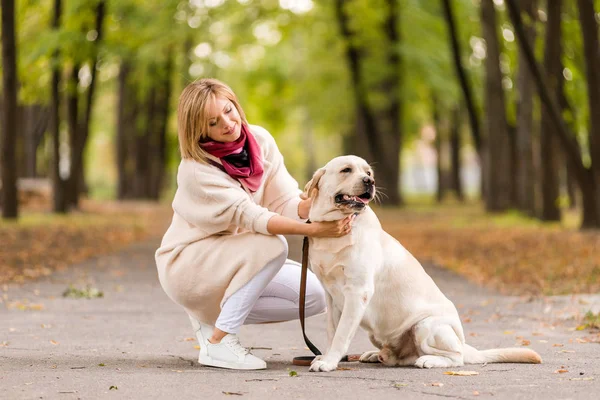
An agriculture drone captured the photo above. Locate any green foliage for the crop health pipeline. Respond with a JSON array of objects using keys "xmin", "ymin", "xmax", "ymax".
[{"xmin": 10, "ymin": 0, "xmax": 598, "ymax": 195}]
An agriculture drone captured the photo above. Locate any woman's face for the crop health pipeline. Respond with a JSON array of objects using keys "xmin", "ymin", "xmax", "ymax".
[{"xmin": 205, "ymin": 96, "xmax": 242, "ymax": 143}]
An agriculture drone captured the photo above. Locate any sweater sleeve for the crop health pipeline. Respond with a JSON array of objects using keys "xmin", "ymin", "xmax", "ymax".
[
  {"xmin": 172, "ymin": 161, "xmax": 279, "ymax": 235},
  {"xmin": 256, "ymin": 127, "xmax": 304, "ymax": 221}
]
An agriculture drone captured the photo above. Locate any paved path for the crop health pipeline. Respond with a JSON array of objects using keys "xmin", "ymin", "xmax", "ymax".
[{"xmin": 1, "ymin": 236, "xmax": 599, "ymax": 399}]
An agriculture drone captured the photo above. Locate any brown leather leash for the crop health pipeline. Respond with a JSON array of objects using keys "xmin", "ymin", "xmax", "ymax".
[{"xmin": 292, "ymin": 226, "xmax": 361, "ymax": 366}]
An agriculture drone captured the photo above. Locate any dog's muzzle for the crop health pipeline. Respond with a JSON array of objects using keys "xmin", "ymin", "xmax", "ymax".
[{"xmin": 334, "ymin": 179, "xmax": 375, "ymax": 209}]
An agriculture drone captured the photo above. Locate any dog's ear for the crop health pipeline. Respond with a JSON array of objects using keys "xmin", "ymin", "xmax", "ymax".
[{"xmin": 302, "ymin": 168, "xmax": 325, "ymax": 200}]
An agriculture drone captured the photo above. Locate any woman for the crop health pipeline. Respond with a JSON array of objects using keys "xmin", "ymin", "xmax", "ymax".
[{"xmin": 155, "ymin": 78, "xmax": 354, "ymax": 370}]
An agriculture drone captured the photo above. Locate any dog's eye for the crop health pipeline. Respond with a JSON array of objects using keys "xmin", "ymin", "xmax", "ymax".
[
  {"xmin": 367, "ymin": 171, "xmax": 372, "ymax": 176},
  {"xmin": 341, "ymin": 168, "xmax": 352, "ymax": 173}
]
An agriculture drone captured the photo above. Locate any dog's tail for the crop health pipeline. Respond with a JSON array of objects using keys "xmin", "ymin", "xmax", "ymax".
[{"xmin": 463, "ymin": 344, "xmax": 542, "ymax": 364}]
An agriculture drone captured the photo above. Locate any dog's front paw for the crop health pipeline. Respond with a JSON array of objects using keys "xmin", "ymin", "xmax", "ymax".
[
  {"xmin": 309, "ymin": 357, "xmax": 339, "ymax": 372},
  {"xmin": 359, "ymin": 350, "xmax": 380, "ymax": 363},
  {"xmin": 310, "ymin": 355, "xmax": 324, "ymax": 365}
]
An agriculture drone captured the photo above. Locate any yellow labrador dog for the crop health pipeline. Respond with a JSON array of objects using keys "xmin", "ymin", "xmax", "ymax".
[{"xmin": 304, "ymin": 155, "xmax": 542, "ymax": 372}]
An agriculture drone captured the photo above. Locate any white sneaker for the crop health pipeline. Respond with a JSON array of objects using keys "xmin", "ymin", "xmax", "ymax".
[{"xmin": 199, "ymin": 334, "xmax": 267, "ymax": 370}]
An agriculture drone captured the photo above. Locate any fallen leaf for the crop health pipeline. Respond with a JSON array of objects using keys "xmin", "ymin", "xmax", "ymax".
[
  {"xmin": 473, "ymin": 391, "xmax": 480, "ymax": 396},
  {"xmin": 503, "ymin": 330, "xmax": 514, "ymax": 335},
  {"xmin": 394, "ymin": 383, "xmax": 409, "ymax": 388},
  {"xmin": 50, "ymin": 340, "xmax": 58, "ymax": 345},
  {"xmin": 570, "ymin": 377, "xmax": 594, "ymax": 381},
  {"xmin": 336, "ymin": 367, "xmax": 356, "ymax": 371},
  {"xmin": 289, "ymin": 370, "xmax": 298, "ymax": 377},
  {"xmin": 109, "ymin": 386, "xmax": 118, "ymax": 390},
  {"xmin": 222, "ymin": 392, "xmax": 243, "ymax": 396},
  {"xmin": 554, "ymin": 369, "xmax": 569, "ymax": 374},
  {"xmin": 521, "ymin": 339, "xmax": 531, "ymax": 346},
  {"xmin": 553, "ymin": 343, "xmax": 564, "ymax": 347},
  {"xmin": 184, "ymin": 337, "xmax": 195, "ymax": 342},
  {"xmin": 559, "ymin": 350, "xmax": 575, "ymax": 353},
  {"xmin": 444, "ymin": 371, "xmax": 479, "ymax": 376},
  {"xmin": 193, "ymin": 345, "xmax": 200, "ymax": 350},
  {"xmin": 431, "ymin": 382, "xmax": 444, "ymax": 387}
]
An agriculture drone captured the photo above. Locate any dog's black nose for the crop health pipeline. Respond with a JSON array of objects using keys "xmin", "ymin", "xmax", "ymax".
[{"xmin": 363, "ymin": 176, "xmax": 374, "ymax": 185}]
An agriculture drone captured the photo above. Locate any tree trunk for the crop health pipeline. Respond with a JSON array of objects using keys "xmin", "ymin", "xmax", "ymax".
[
  {"xmin": 65, "ymin": 63, "xmax": 80, "ymax": 207},
  {"xmin": 22, "ymin": 105, "xmax": 50, "ymax": 178},
  {"xmin": 481, "ymin": 0, "xmax": 512, "ymax": 211},
  {"xmin": 137, "ymin": 85, "xmax": 155, "ymax": 198},
  {"xmin": 505, "ymin": 0, "xmax": 599, "ymax": 228},
  {"xmin": 515, "ymin": 0, "xmax": 537, "ymax": 215},
  {"xmin": 68, "ymin": 0, "xmax": 106, "ymax": 208},
  {"xmin": 50, "ymin": 0, "xmax": 65, "ymax": 212},
  {"xmin": 441, "ymin": 0, "xmax": 482, "ymax": 155},
  {"xmin": 151, "ymin": 55, "xmax": 173, "ymax": 200},
  {"xmin": 432, "ymin": 96, "xmax": 446, "ymax": 202},
  {"xmin": 539, "ymin": 0, "xmax": 562, "ymax": 221},
  {"xmin": 333, "ymin": 0, "xmax": 400, "ymax": 205},
  {"xmin": 1, "ymin": 0, "xmax": 19, "ymax": 219},
  {"xmin": 116, "ymin": 62, "xmax": 131, "ymax": 200},
  {"xmin": 381, "ymin": 0, "xmax": 402, "ymax": 205},
  {"xmin": 577, "ymin": 0, "xmax": 600, "ymax": 221},
  {"xmin": 450, "ymin": 107, "xmax": 464, "ymax": 201}
]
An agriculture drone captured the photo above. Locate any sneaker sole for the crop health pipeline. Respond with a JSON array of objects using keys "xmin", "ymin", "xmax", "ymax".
[{"xmin": 198, "ymin": 354, "xmax": 267, "ymax": 370}]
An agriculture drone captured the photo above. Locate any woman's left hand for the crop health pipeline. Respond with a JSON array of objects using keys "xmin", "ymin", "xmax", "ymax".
[{"xmin": 298, "ymin": 197, "xmax": 313, "ymax": 220}]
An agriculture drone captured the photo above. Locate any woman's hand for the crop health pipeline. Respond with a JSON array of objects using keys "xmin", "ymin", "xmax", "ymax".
[
  {"xmin": 308, "ymin": 215, "xmax": 356, "ymax": 238},
  {"xmin": 298, "ymin": 197, "xmax": 313, "ymax": 220}
]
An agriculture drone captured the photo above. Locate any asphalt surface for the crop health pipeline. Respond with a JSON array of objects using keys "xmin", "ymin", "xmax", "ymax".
[{"xmin": 2, "ymin": 235, "xmax": 599, "ymax": 399}]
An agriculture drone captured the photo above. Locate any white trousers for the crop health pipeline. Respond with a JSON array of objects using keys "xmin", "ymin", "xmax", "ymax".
[{"xmin": 215, "ymin": 243, "xmax": 327, "ymax": 334}]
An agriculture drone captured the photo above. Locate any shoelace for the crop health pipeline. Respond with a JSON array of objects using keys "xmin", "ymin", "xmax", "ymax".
[{"xmin": 223, "ymin": 335, "xmax": 250, "ymax": 356}]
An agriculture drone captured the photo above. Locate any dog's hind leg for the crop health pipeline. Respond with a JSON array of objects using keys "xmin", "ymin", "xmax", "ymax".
[
  {"xmin": 413, "ymin": 317, "xmax": 464, "ymax": 369},
  {"xmin": 359, "ymin": 334, "xmax": 383, "ymax": 363}
]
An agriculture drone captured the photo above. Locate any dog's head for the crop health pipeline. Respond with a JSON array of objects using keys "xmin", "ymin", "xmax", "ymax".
[{"xmin": 303, "ymin": 155, "xmax": 376, "ymax": 219}]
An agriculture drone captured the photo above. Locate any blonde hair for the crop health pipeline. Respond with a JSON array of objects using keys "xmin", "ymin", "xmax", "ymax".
[{"xmin": 177, "ymin": 78, "xmax": 248, "ymax": 163}]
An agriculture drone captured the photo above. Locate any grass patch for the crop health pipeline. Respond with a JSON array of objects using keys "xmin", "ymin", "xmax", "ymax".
[{"xmin": 578, "ymin": 312, "xmax": 600, "ymax": 331}]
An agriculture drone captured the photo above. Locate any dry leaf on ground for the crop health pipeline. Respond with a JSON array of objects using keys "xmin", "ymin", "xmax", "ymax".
[{"xmin": 444, "ymin": 371, "xmax": 479, "ymax": 376}]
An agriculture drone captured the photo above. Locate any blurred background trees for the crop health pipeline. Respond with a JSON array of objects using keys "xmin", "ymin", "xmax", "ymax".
[{"xmin": 1, "ymin": 0, "xmax": 599, "ymax": 230}]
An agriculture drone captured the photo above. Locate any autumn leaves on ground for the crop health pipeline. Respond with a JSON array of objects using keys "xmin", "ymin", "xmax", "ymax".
[
  {"xmin": 0, "ymin": 200, "xmax": 172, "ymax": 285},
  {"xmin": 1, "ymin": 199, "xmax": 599, "ymax": 297}
]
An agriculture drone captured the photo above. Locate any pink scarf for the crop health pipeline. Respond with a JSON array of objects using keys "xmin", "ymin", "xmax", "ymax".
[{"xmin": 200, "ymin": 124, "xmax": 264, "ymax": 192}]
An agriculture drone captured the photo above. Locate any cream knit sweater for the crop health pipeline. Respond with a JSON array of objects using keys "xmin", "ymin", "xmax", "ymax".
[{"xmin": 155, "ymin": 125, "xmax": 303, "ymax": 325}]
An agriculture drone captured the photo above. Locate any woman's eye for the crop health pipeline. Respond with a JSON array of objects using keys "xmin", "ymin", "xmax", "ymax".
[
  {"xmin": 225, "ymin": 107, "xmax": 232, "ymax": 113},
  {"xmin": 341, "ymin": 168, "xmax": 352, "ymax": 173},
  {"xmin": 209, "ymin": 121, "xmax": 217, "ymax": 127}
]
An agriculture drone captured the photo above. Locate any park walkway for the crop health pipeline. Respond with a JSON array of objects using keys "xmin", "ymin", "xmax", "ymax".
[{"xmin": 1, "ymin": 235, "xmax": 599, "ymax": 399}]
